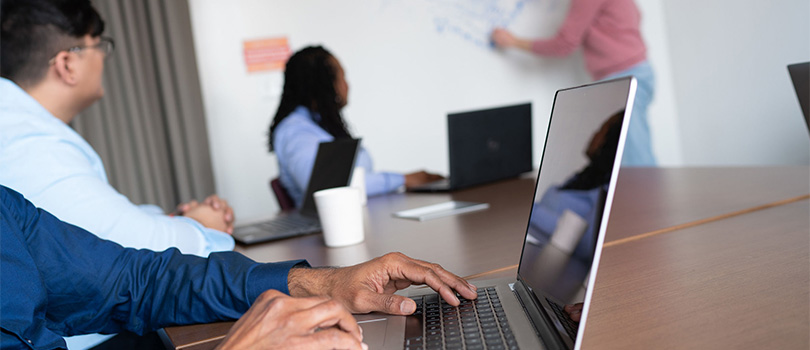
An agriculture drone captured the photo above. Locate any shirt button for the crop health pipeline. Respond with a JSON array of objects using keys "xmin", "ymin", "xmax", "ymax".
[{"xmin": 27, "ymin": 339, "xmax": 32, "ymax": 343}]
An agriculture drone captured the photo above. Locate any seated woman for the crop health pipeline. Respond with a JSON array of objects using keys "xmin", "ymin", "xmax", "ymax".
[{"xmin": 268, "ymin": 46, "xmax": 441, "ymax": 207}]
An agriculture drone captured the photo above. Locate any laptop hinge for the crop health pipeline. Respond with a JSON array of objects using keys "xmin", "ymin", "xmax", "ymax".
[{"xmin": 512, "ymin": 280, "xmax": 568, "ymax": 350}]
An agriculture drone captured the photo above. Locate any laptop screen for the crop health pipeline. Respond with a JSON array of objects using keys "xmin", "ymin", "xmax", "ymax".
[
  {"xmin": 447, "ymin": 103, "xmax": 533, "ymax": 188},
  {"xmin": 787, "ymin": 62, "xmax": 809, "ymax": 130},
  {"xmin": 516, "ymin": 77, "xmax": 635, "ymax": 325},
  {"xmin": 299, "ymin": 138, "xmax": 360, "ymax": 216}
]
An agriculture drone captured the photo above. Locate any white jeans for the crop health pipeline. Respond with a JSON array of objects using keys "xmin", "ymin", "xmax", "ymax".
[{"xmin": 604, "ymin": 61, "xmax": 657, "ymax": 166}]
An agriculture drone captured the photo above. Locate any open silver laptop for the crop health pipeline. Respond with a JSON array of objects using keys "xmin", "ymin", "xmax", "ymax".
[{"xmin": 358, "ymin": 76, "xmax": 637, "ymax": 350}]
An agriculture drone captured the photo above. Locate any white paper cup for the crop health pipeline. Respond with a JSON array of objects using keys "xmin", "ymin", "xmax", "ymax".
[
  {"xmin": 550, "ymin": 209, "xmax": 588, "ymax": 254},
  {"xmin": 350, "ymin": 166, "xmax": 367, "ymax": 206},
  {"xmin": 314, "ymin": 187, "xmax": 364, "ymax": 247}
]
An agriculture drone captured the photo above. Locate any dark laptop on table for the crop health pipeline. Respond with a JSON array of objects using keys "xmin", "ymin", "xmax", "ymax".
[
  {"xmin": 787, "ymin": 62, "xmax": 809, "ymax": 130},
  {"xmin": 358, "ymin": 77, "xmax": 637, "ymax": 350},
  {"xmin": 232, "ymin": 138, "xmax": 359, "ymax": 245},
  {"xmin": 410, "ymin": 103, "xmax": 533, "ymax": 192}
]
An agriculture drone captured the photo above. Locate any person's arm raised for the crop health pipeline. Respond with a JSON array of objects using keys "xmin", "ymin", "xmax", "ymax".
[
  {"xmin": 491, "ymin": 28, "xmax": 534, "ymax": 51},
  {"xmin": 287, "ymin": 252, "xmax": 478, "ymax": 315}
]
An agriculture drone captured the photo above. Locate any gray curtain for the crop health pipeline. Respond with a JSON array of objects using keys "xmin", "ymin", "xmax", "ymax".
[{"xmin": 71, "ymin": 0, "xmax": 215, "ymax": 212}]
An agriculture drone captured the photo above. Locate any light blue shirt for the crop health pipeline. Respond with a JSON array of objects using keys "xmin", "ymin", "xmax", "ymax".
[
  {"xmin": 273, "ymin": 106, "xmax": 405, "ymax": 207},
  {"xmin": 0, "ymin": 78, "xmax": 235, "ymax": 258}
]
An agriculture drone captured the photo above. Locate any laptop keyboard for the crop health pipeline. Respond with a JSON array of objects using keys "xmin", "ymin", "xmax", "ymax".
[
  {"xmin": 545, "ymin": 298, "xmax": 578, "ymax": 341},
  {"xmin": 251, "ymin": 214, "xmax": 320, "ymax": 239},
  {"xmin": 404, "ymin": 287, "xmax": 519, "ymax": 350}
]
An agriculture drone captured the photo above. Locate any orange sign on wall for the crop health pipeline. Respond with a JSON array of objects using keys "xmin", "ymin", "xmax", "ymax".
[{"xmin": 243, "ymin": 37, "xmax": 290, "ymax": 73}]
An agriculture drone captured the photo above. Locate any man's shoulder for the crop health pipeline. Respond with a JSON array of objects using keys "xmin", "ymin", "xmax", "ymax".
[
  {"xmin": 0, "ymin": 110, "xmax": 105, "ymax": 195},
  {"xmin": 0, "ymin": 105, "xmax": 72, "ymax": 144},
  {"xmin": 1, "ymin": 116, "xmax": 97, "ymax": 163},
  {"xmin": 0, "ymin": 99, "xmax": 99, "ymax": 152}
]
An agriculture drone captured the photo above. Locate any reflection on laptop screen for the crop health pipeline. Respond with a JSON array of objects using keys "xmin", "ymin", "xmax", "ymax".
[{"xmin": 517, "ymin": 78, "xmax": 632, "ymax": 308}]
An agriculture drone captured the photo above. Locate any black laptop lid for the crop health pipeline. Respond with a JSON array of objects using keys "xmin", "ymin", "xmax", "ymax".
[
  {"xmin": 447, "ymin": 103, "xmax": 533, "ymax": 189},
  {"xmin": 299, "ymin": 138, "xmax": 360, "ymax": 216},
  {"xmin": 516, "ymin": 77, "xmax": 634, "ymax": 310},
  {"xmin": 788, "ymin": 62, "xmax": 809, "ymax": 130}
]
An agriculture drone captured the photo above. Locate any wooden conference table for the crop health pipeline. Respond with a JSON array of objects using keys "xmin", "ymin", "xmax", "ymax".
[{"xmin": 162, "ymin": 166, "xmax": 810, "ymax": 349}]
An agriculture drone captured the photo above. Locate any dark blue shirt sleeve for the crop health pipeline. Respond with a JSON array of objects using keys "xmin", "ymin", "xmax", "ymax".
[{"xmin": 0, "ymin": 185, "xmax": 307, "ymax": 346}]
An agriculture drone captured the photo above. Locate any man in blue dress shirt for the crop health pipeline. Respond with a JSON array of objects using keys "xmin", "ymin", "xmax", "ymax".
[{"xmin": 0, "ymin": 185, "xmax": 477, "ymax": 349}]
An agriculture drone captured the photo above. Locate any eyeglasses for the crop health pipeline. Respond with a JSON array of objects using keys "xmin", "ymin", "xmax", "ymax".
[
  {"xmin": 67, "ymin": 36, "xmax": 115, "ymax": 58},
  {"xmin": 49, "ymin": 36, "xmax": 115, "ymax": 63}
]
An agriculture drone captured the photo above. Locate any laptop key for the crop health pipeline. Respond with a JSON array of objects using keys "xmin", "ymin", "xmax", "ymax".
[
  {"xmin": 484, "ymin": 332, "xmax": 501, "ymax": 340},
  {"xmin": 425, "ymin": 340, "xmax": 442, "ymax": 349}
]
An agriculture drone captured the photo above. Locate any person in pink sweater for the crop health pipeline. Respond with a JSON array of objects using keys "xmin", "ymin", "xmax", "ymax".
[{"xmin": 492, "ymin": 0, "xmax": 656, "ymax": 166}]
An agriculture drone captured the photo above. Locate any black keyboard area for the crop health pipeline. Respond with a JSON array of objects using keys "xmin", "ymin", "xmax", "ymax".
[
  {"xmin": 404, "ymin": 287, "xmax": 519, "ymax": 350},
  {"xmin": 545, "ymin": 298, "xmax": 578, "ymax": 341},
  {"xmin": 256, "ymin": 214, "xmax": 319, "ymax": 235}
]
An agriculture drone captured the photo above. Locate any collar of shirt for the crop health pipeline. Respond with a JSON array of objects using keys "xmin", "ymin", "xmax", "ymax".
[
  {"xmin": 0, "ymin": 77, "xmax": 91, "ymax": 152},
  {"xmin": 0, "ymin": 78, "xmax": 49, "ymax": 115},
  {"xmin": 291, "ymin": 105, "xmax": 322, "ymax": 123}
]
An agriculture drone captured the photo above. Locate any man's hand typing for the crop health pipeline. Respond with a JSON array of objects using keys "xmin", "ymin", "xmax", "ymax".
[{"xmin": 287, "ymin": 252, "xmax": 478, "ymax": 315}]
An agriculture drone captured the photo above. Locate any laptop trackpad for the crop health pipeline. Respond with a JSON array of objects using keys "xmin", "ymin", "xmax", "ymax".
[{"xmin": 356, "ymin": 315, "xmax": 389, "ymax": 348}]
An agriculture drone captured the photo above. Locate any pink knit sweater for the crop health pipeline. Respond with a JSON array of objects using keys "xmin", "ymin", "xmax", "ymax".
[{"xmin": 531, "ymin": 0, "xmax": 647, "ymax": 80}]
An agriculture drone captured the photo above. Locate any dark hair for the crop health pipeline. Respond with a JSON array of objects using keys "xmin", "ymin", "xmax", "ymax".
[
  {"xmin": 268, "ymin": 45, "xmax": 351, "ymax": 152},
  {"xmin": 1, "ymin": 0, "xmax": 105, "ymax": 87},
  {"xmin": 562, "ymin": 110, "xmax": 624, "ymax": 191}
]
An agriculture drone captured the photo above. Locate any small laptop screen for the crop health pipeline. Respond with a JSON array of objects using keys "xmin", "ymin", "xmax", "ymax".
[
  {"xmin": 447, "ymin": 103, "xmax": 533, "ymax": 188},
  {"xmin": 787, "ymin": 62, "xmax": 810, "ymax": 129},
  {"xmin": 517, "ymin": 78, "xmax": 633, "ymax": 307},
  {"xmin": 300, "ymin": 138, "xmax": 360, "ymax": 216}
]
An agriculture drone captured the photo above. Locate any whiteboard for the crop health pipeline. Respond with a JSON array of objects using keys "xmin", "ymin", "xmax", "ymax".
[
  {"xmin": 244, "ymin": 0, "xmax": 587, "ymax": 170},
  {"xmin": 190, "ymin": 0, "xmax": 623, "ymax": 222}
]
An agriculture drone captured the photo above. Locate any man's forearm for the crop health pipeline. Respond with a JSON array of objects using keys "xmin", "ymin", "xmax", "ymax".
[{"xmin": 287, "ymin": 266, "xmax": 339, "ymax": 297}]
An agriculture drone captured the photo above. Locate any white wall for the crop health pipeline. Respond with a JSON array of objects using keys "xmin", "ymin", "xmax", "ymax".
[
  {"xmin": 663, "ymin": 0, "xmax": 810, "ymax": 166},
  {"xmin": 637, "ymin": 0, "xmax": 683, "ymax": 166},
  {"xmin": 187, "ymin": 0, "xmax": 681, "ymax": 222}
]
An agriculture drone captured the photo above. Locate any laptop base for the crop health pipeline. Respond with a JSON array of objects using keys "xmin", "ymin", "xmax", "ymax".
[
  {"xmin": 408, "ymin": 178, "xmax": 451, "ymax": 192},
  {"xmin": 233, "ymin": 212, "xmax": 320, "ymax": 245}
]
